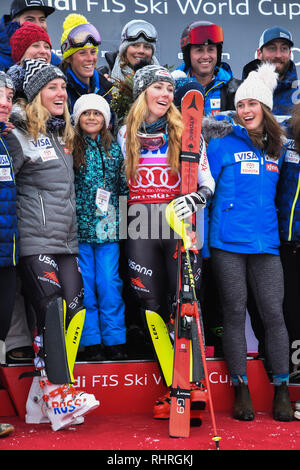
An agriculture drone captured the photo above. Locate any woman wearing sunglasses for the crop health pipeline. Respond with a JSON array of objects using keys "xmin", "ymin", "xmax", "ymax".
[
  {"xmin": 107, "ymin": 19, "xmax": 160, "ymax": 82},
  {"xmin": 118, "ymin": 65, "xmax": 215, "ymax": 421},
  {"xmin": 60, "ymin": 13, "xmax": 113, "ymax": 113}
]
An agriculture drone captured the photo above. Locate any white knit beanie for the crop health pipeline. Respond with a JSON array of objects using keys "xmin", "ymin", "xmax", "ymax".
[
  {"xmin": 73, "ymin": 94, "xmax": 111, "ymax": 128},
  {"xmin": 234, "ymin": 62, "xmax": 278, "ymax": 110}
]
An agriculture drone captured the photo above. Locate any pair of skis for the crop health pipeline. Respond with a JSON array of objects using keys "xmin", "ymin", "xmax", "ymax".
[{"xmin": 165, "ymin": 88, "xmax": 220, "ymax": 449}]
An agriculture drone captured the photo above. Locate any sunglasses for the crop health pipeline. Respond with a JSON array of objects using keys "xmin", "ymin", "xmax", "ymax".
[{"xmin": 61, "ymin": 23, "xmax": 101, "ymax": 54}]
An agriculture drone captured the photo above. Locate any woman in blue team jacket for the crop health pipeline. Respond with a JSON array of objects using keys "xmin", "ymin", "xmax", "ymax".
[
  {"xmin": 0, "ymin": 71, "xmax": 19, "ymax": 437},
  {"xmin": 0, "ymin": 73, "xmax": 18, "ymax": 348},
  {"xmin": 206, "ymin": 63, "xmax": 293, "ymax": 422}
]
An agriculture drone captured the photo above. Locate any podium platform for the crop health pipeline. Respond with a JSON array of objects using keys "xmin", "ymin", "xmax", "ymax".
[{"xmin": 1, "ymin": 358, "xmax": 300, "ymax": 419}]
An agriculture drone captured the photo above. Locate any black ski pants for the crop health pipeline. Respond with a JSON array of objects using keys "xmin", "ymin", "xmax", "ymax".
[
  {"xmin": 126, "ymin": 203, "xmax": 202, "ymax": 321},
  {"xmin": 0, "ymin": 266, "xmax": 16, "ymax": 341},
  {"xmin": 18, "ymin": 254, "xmax": 84, "ymax": 334}
]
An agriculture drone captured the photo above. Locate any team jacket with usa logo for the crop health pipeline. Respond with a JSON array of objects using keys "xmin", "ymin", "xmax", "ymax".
[
  {"xmin": 276, "ymin": 136, "xmax": 300, "ymax": 243},
  {"xmin": 0, "ymin": 125, "xmax": 18, "ymax": 267},
  {"xmin": 206, "ymin": 122, "xmax": 284, "ymax": 255}
]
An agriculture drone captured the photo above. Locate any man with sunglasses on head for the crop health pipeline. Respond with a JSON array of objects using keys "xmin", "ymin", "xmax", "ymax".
[
  {"xmin": 242, "ymin": 26, "xmax": 298, "ymax": 116},
  {"xmin": 0, "ymin": 0, "xmax": 61, "ymax": 71},
  {"xmin": 175, "ymin": 21, "xmax": 241, "ymax": 116},
  {"xmin": 174, "ymin": 21, "xmax": 241, "ymax": 358}
]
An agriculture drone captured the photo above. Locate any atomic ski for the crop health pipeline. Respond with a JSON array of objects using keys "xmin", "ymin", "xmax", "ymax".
[{"xmin": 166, "ymin": 87, "xmax": 221, "ymax": 448}]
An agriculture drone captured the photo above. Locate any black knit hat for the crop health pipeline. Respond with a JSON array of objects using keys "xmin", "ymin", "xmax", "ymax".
[{"xmin": 23, "ymin": 59, "xmax": 66, "ymax": 102}]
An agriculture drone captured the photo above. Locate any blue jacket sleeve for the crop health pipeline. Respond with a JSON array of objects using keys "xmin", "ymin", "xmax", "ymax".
[
  {"xmin": 202, "ymin": 138, "xmax": 225, "ymax": 257},
  {"xmin": 206, "ymin": 137, "xmax": 225, "ymax": 185}
]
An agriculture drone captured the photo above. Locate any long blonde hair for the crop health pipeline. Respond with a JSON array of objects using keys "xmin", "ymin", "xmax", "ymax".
[
  {"xmin": 125, "ymin": 90, "xmax": 184, "ymax": 180},
  {"xmin": 20, "ymin": 93, "xmax": 74, "ymax": 152}
]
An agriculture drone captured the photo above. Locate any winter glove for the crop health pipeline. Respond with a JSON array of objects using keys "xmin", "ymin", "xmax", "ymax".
[{"xmin": 173, "ymin": 191, "xmax": 206, "ymax": 221}]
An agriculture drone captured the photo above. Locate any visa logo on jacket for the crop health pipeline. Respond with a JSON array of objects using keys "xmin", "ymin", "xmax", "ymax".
[
  {"xmin": 234, "ymin": 151, "xmax": 259, "ymax": 162},
  {"xmin": 0, "ymin": 155, "xmax": 10, "ymax": 166},
  {"xmin": 29, "ymin": 137, "xmax": 52, "ymax": 148}
]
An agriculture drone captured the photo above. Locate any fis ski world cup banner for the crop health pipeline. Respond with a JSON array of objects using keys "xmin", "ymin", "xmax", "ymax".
[{"xmin": 1, "ymin": 0, "xmax": 300, "ymax": 81}]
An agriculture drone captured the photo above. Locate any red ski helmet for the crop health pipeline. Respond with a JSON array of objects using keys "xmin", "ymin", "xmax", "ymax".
[{"xmin": 180, "ymin": 21, "xmax": 224, "ymax": 68}]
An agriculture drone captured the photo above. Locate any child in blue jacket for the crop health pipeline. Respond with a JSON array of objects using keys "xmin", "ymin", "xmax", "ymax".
[
  {"xmin": 73, "ymin": 94, "xmax": 128, "ymax": 361},
  {"xmin": 206, "ymin": 63, "xmax": 293, "ymax": 422}
]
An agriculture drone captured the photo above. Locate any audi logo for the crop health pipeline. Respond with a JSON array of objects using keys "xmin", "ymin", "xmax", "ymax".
[{"xmin": 130, "ymin": 166, "xmax": 181, "ymax": 189}]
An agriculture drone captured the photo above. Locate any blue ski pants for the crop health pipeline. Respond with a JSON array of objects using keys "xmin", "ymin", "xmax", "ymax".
[{"xmin": 78, "ymin": 242, "xmax": 126, "ymax": 347}]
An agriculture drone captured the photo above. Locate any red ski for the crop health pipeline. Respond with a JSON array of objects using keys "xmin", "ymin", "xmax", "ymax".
[{"xmin": 166, "ymin": 87, "xmax": 220, "ymax": 448}]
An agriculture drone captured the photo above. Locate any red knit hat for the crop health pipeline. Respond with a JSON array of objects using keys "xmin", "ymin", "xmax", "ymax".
[{"xmin": 9, "ymin": 22, "xmax": 52, "ymax": 64}]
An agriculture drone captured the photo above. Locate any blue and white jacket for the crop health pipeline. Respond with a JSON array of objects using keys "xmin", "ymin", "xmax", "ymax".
[
  {"xmin": 175, "ymin": 62, "xmax": 241, "ymax": 115},
  {"xmin": 205, "ymin": 117, "xmax": 284, "ymax": 255},
  {"xmin": 0, "ymin": 123, "xmax": 18, "ymax": 267},
  {"xmin": 64, "ymin": 66, "xmax": 113, "ymax": 113}
]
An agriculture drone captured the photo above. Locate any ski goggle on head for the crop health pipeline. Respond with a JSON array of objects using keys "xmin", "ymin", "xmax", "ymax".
[
  {"xmin": 61, "ymin": 23, "xmax": 101, "ymax": 54},
  {"xmin": 181, "ymin": 23, "xmax": 223, "ymax": 48},
  {"xmin": 121, "ymin": 20, "xmax": 158, "ymax": 43},
  {"xmin": 137, "ymin": 131, "xmax": 167, "ymax": 151}
]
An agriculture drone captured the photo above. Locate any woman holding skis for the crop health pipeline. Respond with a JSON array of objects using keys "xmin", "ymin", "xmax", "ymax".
[{"xmin": 117, "ymin": 64, "xmax": 215, "ymax": 422}]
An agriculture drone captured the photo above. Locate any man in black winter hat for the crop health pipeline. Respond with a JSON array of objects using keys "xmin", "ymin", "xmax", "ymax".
[{"xmin": 10, "ymin": 0, "xmax": 55, "ymax": 26}]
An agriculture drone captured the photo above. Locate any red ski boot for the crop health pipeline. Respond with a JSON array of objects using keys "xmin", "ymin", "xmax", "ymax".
[{"xmin": 153, "ymin": 382, "xmax": 207, "ymax": 426}]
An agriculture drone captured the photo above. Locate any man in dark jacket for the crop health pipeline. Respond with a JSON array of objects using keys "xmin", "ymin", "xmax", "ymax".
[
  {"xmin": 242, "ymin": 26, "xmax": 298, "ymax": 116},
  {"xmin": 175, "ymin": 21, "xmax": 241, "ymax": 115},
  {"xmin": 0, "ymin": 0, "xmax": 60, "ymax": 71},
  {"xmin": 174, "ymin": 21, "xmax": 241, "ymax": 357}
]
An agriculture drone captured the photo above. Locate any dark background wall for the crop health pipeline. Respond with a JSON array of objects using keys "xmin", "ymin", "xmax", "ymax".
[{"xmin": 1, "ymin": 0, "xmax": 300, "ymax": 80}]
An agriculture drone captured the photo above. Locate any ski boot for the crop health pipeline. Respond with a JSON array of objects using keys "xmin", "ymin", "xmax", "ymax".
[
  {"xmin": 153, "ymin": 390, "xmax": 171, "ymax": 419},
  {"xmin": 190, "ymin": 382, "xmax": 208, "ymax": 426},
  {"xmin": 273, "ymin": 382, "xmax": 293, "ymax": 422},
  {"xmin": 25, "ymin": 376, "xmax": 84, "ymax": 426},
  {"xmin": 39, "ymin": 378, "xmax": 99, "ymax": 431},
  {"xmin": 153, "ymin": 383, "xmax": 207, "ymax": 426}
]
